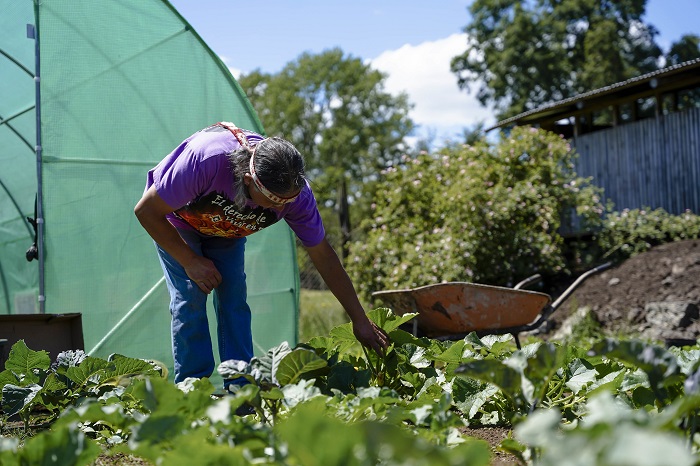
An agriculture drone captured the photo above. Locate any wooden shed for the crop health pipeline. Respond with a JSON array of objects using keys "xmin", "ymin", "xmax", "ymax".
[{"xmin": 488, "ymin": 59, "xmax": 700, "ymax": 217}]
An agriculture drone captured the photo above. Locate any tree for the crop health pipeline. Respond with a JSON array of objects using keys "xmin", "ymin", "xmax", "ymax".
[
  {"xmin": 664, "ymin": 34, "xmax": 700, "ymax": 110},
  {"xmin": 450, "ymin": 0, "xmax": 662, "ymax": 120},
  {"xmin": 666, "ymin": 34, "xmax": 700, "ymax": 65},
  {"xmin": 238, "ymin": 49, "xmax": 414, "ymax": 259}
]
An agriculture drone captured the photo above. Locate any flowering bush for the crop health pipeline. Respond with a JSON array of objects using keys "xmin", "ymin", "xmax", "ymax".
[
  {"xmin": 595, "ymin": 207, "xmax": 700, "ymax": 261},
  {"xmin": 347, "ymin": 127, "xmax": 605, "ymax": 300}
]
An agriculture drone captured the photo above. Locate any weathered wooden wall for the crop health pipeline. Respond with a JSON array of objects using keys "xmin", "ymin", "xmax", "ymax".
[{"xmin": 573, "ymin": 107, "xmax": 700, "ymax": 215}]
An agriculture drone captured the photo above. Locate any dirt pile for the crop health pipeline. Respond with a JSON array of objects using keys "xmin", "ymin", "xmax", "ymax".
[{"xmin": 545, "ymin": 239, "xmax": 700, "ymax": 342}]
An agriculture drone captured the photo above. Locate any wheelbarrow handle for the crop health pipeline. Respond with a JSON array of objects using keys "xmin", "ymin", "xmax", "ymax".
[
  {"xmin": 507, "ymin": 261, "xmax": 613, "ymax": 335},
  {"xmin": 514, "ymin": 274, "xmax": 542, "ymax": 290},
  {"xmin": 550, "ymin": 261, "xmax": 613, "ymax": 311}
]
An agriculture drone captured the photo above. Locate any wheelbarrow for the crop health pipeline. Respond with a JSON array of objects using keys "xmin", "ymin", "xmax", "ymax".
[{"xmin": 371, "ymin": 262, "xmax": 612, "ymax": 349}]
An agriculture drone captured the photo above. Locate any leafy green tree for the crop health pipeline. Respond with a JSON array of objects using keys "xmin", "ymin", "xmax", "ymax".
[
  {"xmin": 238, "ymin": 49, "xmax": 414, "ymax": 259},
  {"xmin": 664, "ymin": 34, "xmax": 700, "ymax": 110},
  {"xmin": 346, "ymin": 127, "xmax": 605, "ymax": 301},
  {"xmin": 451, "ymin": 0, "xmax": 662, "ymax": 120},
  {"xmin": 665, "ymin": 34, "xmax": 700, "ymax": 65}
]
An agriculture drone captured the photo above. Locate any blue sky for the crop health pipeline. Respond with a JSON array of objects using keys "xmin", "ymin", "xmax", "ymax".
[{"xmin": 168, "ymin": 0, "xmax": 699, "ymax": 144}]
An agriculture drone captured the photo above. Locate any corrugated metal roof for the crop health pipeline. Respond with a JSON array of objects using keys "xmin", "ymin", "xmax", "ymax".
[{"xmin": 487, "ymin": 58, "xmax": 700, "ymax": 131}]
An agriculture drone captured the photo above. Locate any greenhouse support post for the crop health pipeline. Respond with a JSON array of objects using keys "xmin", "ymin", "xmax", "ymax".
[{"xmin": 28, "ymin": 22, "xmax": 45, "ymax": 313}]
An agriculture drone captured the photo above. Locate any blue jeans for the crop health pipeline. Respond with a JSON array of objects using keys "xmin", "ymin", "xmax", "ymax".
[{"xmin": 155, "ymin": 228, "xmax": 253, "ymax": 386}]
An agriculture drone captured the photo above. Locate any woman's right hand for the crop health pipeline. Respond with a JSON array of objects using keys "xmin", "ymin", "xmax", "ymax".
[{"xmin": 184, "ymin": 256, "xmax": 222, "ymax": 294}]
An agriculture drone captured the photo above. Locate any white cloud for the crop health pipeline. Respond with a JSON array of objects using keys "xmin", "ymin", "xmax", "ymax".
[{"xmin": 370, "ymin": 33, "xmax": 495, "ymax": 144}]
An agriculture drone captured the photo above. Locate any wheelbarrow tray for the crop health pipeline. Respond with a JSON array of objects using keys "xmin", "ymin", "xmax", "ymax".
[
  {"xmin": 373, "ymin": 282, "xmax": 551, "ymax": 338},
  {"xmin": 372, "ymin": 263, "xmax": 611, "ymax": 341}
]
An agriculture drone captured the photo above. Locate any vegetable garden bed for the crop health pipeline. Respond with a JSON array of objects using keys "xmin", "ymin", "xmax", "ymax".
[{"xmin": 1, "ymin": 308, "xmax": 700, "ymax": 465}]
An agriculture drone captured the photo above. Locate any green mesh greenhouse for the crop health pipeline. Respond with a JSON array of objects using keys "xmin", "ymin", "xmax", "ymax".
[{"xmin": 1, "ymin": 0, "xmax": 300, "ymax": 383}]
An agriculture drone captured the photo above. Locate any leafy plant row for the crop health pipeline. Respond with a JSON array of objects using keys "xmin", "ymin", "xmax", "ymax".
[{"xmin": 2, "ymin": 309, "xmax": 700, "ymax": 465}]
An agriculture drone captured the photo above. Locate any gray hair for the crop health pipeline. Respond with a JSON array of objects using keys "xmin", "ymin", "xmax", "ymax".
[{"xmin": 228, "ymin": 137, "xmax": 306, "ymax": 207}]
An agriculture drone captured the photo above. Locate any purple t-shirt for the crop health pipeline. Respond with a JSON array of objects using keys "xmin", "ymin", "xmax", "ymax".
[{"xmin": 146, "ymin": 124, "xmax": 325, "ymax": 247}]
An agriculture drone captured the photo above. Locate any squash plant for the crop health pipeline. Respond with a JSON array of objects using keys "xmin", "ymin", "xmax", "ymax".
[{"xmin": 2, "ymin": 308, "xmax": 700, "ymax": 465}]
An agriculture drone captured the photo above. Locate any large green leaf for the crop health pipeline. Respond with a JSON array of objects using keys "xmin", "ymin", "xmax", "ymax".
[
  {"xmin": 52, "ymin": 350, "xmax": 87, "ymax": 374},
  {"xmin": 19, "ymin": 423, "xmax": 101, "ymax": 466},
  {"xmin": 455, "ymin": 358, "xmax": 523, "ymax": 405},
  {"xmin": 673, "ymin": 347, "xmax": 700, "ymax": 375},
  {"xmin": 57, "ymin": 399, "xmax": 133, "ymax": 432},
  {"xmin": 478, "ymin": 334, "xmax": 516, "ymax": 356},
  {"xmin": 102, "ymin": 354, "xmax": 163, "ymax": 382},
  {"xmin": 275, "ymin": 398, "xmax": 491, "ymax": 466},
  {"xmin": 367, "ymin": 308, "xmax": 417, "ymax": 333},
  {"xmin": 517, "ymin": 342, "xmax": 567, "ymax": 404},
  {"xmin": 275, "ymin": 348, "xmax": 328, "ymax": 386},
  {"xmin": 217, "ymin": 359, "xmax": 266, "ymax": 386},
  {"xmin": 387, "ymin": 328, "xmax": 431, "ymax": 348},
  {"xmin": 4, "ymin": 340, "xmax": 51, "ymax": 384},
  {"xmin": 328, "ymin": 323, "xmax": 364, "ymax": 356},
  {"xmin": 0, "ymin": 369, "xmax": 20, "ymax": 391},
  {"xmin": 523, "ymin": 342, "xmax": 566, "ymax": 382},
  {"xmin": 517, "ymin": 393, "xmax": 697, "ymax": 466},
  {"xmin": 281, "ymin": 379, "xmax": 322, "ymax": 409},
  {"xmin": 1, "ymin": 383, "xmax": 41, "ymax": 417},
  {"xmin": 326, "ymin": 360, "xmax": 371, "ymax": 393},
  {"xmin": 452, "ymin": 375, "xmax": 499, "ymax": 419},
  {"xmin": 434, "ymin": 340, "xmax": 470, "ymax": 364},
  {"xmin": 320, "ymin": 309, "xmax": 421, "ymax": 361},
  {"xmin": 34, "ymin": 372, "xmax": 68, "ymax": 411},
  {"xmin": 65, "ymin": 356, "xmax": 111, "ymax": 388},
  {"xmin": 602, "ymin": 426, "xmax": 696, "ymax": 466},
  {"xmin": 131, "ymin": 377, "xmax": 214, "ymax": 419},
  {"xmin": 156, "ymin": 427, "xmax": 253, "ymax": 466},
  {"xmin": 275, "ymin": 398, "xmax": 365, "ymax": 466},
  {"xmin": 130, "ymin": 414, "xmax": 187, "ymax": 448},
  {"xmin": 256, "ymin": 341, "xmax": 293, "ymax": 384},
  {"xmin": 586, "ymin": 368, "xmax": 626, "ymax": 396},
  {"xmin": 566, "ymin": 359, "xmax": 598, "ymax": 394},
  {"xmin": 591, "ymin": 339, "xmax": 684, "ymax": 403},
  {"xmin": 591, "ymin": 339, "xmax": 681, "ymax": 385}
]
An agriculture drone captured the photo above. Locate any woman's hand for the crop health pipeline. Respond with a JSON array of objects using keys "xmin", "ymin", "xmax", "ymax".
[
  {"xmin": 135, "ymin": 186, "xmax": 220, "ymax": 294},
  {"xmin": 353, "ymin": 317, "xmax": 391, "ymax": 356},
  {"xmin": 305, "ymin": 238, "xmax": 391, "ymax": 355},
  {"xmin": 183, "ymin": 255, "xmax": 222, "ymax": 294}
]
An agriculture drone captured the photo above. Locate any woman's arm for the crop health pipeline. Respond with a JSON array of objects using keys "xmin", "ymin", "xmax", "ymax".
[
  {"xmin": 305, "ymin": 237, "xmax": 390, "ymax": 354},
  {"xmin": 134, "ymin": 185, "xmax": 221, "ymax": 293}
]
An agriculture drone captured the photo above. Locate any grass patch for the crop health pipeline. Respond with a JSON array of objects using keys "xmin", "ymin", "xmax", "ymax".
[{"xmin": 299, "ymin": 289, "xmax": 350, "ymax": 343}]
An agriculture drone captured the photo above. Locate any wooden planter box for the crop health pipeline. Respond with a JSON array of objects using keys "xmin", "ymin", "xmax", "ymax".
[{"xmin": 0, "ymin": 313, "xmax": 84, "ymax": 367}]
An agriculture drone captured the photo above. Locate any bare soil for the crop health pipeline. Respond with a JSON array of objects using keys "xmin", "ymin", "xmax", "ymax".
[
  {"xmin": 462, "ymin": 426, "xmax": 520, "ymax": 465},
  {"xmin": 545, "ymin": 239, "xmax": 700, "ymax": 342}
]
